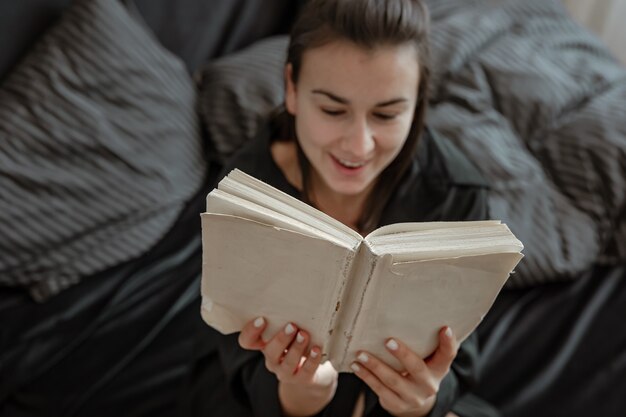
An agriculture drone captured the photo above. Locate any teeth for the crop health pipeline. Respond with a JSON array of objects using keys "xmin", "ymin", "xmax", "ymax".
[{"xmin": 338, "ymin": 158, "xmax": 365, "ymax": 168}]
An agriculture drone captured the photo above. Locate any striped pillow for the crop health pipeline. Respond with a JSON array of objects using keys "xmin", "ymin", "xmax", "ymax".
[
  {"xmin": 196, "ymin": 36, "xmax": 288, "ymax": 164},
  {"xmin": 0, "ymin": 0, "xmax": 205, "ymax": 301}
]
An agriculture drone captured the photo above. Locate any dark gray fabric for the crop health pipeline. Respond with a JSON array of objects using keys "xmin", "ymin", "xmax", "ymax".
[
  {"xmin": 425, "ymin": 0, "xmax": 626, "ymax": 285},
  {"xmin": 0, "ymin": 0, "xmax": 72, "ymax": 84},
  {"xmin": 197, "ymin": 36, "xmax": 288, "ymax": 164},
  {"xmin": 0, "ymin": 0, "xmax": 205, "ymax": 301},
  {"xmin": 0, "ymin": 0, "xmax": 301, "ymax": 81},
  {"xmin": 0, "ymin": 182, "xmax": 208, "ymax": 416},
  {"xmin": 132, "ymin": 0, "xmax": 299, "ymax": 72},
  {"xmin": 476, "ymin": 264, "xmax": 626, "ymax": 417}
]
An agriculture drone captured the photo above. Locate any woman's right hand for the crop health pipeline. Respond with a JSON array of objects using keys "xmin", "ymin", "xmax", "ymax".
[{"xmin": 238, "ymin": 317, "xmax": 338, "ymax": 416}]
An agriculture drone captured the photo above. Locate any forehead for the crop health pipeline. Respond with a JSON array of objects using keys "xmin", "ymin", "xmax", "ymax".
[{"xmin": 297, "ymin": 40, "xmax": 420, "ymax": 100}]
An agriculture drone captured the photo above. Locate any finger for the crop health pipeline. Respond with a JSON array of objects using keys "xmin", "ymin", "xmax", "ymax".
[
  {"xmin": 281, "ymin": 330, "xmax": 308, "ymax": 374},
  {"xmin": 238, "ymin": 316, "xmax": 267, "ymax": 350},
  {"xmin": 427, "ymin": 327, "xmax": 458, "ymax": 377},
  {"xmin": 385, "ymin": 338, "xmax": 439, "ymax": 400},
  {"xmin": 297, "ymin": 345, "xmax": 322, "ymax": 379},
  {"xmin": 350, "ymin": 360, "xmax": 405, "ymax": 412},
  {"xmin": 353, "ymin": 351, "xmax": 416, "ymax": 401},
  {"xmin": 262, "ymin": 322, "xmax": 298, "ymax": 366},
  {"xmin": 384, "ymin": 338, "xmax": 429, "ymax": 381}
]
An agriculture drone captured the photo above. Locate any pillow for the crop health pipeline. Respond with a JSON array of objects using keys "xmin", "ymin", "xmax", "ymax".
[
  {"xmin": 196, "ymin": 36, "xmax": 288, "ymax": 164},
  {"xmin": 0, "ymin": 0, "xmax": 205, "ymax": 301},
  {"xmin": 426, "ymin": 0, "xmax": 626, "ymax": 285}
]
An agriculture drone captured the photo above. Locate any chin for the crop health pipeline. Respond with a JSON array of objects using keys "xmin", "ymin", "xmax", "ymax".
[{"xmin": 329, "ymin": 179, "xmax": 372, "ymax": 197}]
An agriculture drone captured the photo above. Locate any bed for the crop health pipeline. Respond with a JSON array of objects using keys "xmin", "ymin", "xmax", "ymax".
[{"xmin": 0, "ymin": 0, "xmax": 624, "ymax": 416}]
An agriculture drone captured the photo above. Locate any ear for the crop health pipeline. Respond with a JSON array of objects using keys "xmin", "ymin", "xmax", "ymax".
[{"xmin": 285, "ymin": 63, "xmax": 297, "ymax": 115}]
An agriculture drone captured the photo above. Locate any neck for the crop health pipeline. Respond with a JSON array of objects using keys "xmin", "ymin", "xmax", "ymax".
[
  {"xmin": 309, "ymin": 171, "xmax": 372, "ymax": 233},
  {"xmin": 270, "ymin": 140, "xmax": 371, "ymax": 233}
]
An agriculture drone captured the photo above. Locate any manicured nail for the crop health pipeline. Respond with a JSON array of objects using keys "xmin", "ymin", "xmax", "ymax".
[
  {"xmin": 310, "ymin": 349, "xmax": 319, "ymax": 358},
  {"xmin": 285, "ymin": 323, "xmax": 296, "ymax": 335},
  {"xmin": 296, "ymin": 332, "xmax": 305, "ymax": 343},
  {"xmin": 357, "ymin": 352, "xmax": 369, "ymax": 363},
  {"xmin": 351, "ymin": 363, "xmax": 361, "ymax": 372},
  {"xmin": 253, "ymin": 317, "xmax": 265, "ymax": 328},
  {"xmin": 445, "ymin": 327, "xmax": 453, "ymax": 338},
  {"xmin": 386, "ymin": 339, "xmax": 399, "ymax": 351}
]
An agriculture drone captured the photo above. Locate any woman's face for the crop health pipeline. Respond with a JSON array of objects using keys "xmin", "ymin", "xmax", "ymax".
[{"xmin": 285, "ymin": 39, "xmax": 419, "ymax": 199}]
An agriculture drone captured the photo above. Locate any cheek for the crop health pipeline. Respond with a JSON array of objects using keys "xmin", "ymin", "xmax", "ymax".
[
  {"xmin": 378, "ymin": 122, "xmax": 411, "ymax": 155},
  {"xmin": 296, "ymin": 108, "xmax": 339, "ymax": 150}
]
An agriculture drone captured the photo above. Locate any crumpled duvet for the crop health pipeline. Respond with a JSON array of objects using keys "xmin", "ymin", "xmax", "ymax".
[{"xmin": 425, "ymin": 0, "xmax": 626, "ymax": 286}]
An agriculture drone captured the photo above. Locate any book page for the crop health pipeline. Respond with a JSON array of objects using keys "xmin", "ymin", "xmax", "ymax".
[
  {"xmin": 344, "ymin": 251, "xmax": 523, "ymax": 372},
  {"xmin": 221, "ymin": 170, "xmax": 362, "ymax": 247},
  {"xmin": 365, "ymin": 221, "xmax": 502, "ymax": 240},
  {"xmin": 365, "ymin": 222, "xmax": 524, "ymax": 262},
  {"xmin": 207, "ymin": 189, "xmax": 352, "ymax": 248},
  {"xmin": 200, "ymin": 213, "xmax": 356, "ymax": 357}
]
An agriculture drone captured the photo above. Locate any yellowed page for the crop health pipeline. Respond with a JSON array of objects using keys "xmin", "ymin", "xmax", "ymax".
[
  {"xmin": 366, "ymin": 220, "xmax": 502, "ymax": 239},
  {"xmin": 341, "ymin": 251, "xmax": 523, "ymax": 372},
  {"xmin": 200, "ymin": 213, "xmax": 356, "ymax": 357}
]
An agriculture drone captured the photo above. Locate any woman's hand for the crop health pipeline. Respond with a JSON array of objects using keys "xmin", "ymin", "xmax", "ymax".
[
  {"xmin": 351, "ymin": 327, "xmax": 459, "ymax": 417},
  {"xmin": 238, "ymin": 317, "xmax": 339, "ymax": 416}
]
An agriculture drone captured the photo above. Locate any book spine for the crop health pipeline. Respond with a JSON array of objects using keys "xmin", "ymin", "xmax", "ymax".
[
  {"xmin": 327, "ymin": 243, "xmax": 377, "ymax": 372},
  {"xmin": 322, "ymin": 249, "xmax": 355, "ymax": 357}
]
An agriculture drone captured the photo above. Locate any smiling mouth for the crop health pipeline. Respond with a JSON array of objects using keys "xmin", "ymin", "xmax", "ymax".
[{"xmin": 334, "ymin": 156, "xmax": 367, "ymax": 169}]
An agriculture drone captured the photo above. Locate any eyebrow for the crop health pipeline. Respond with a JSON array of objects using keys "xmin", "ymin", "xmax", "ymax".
[{"xmin": 311, "ymin": 89, "xmax": 408, "ymax": 107}]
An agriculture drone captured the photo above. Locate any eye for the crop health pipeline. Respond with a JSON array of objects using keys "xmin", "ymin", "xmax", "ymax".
[
  {"xmin": 321, "ymin": 108, "xmax": 345, "ymax": 117},
  {"xmin": 373, "ymin": 112, "xmax": 397, "ymax": 121}
]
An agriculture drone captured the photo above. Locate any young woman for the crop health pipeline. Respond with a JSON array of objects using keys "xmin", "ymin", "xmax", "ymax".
[{"xmin": 216, "ymin": 0, "xmax": 493, "ymax": 416}]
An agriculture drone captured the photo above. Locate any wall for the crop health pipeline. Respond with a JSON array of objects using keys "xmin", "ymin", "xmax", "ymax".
[{"xmin": 562, "ymin": 0, "xmax": 626, "ymax": 65}]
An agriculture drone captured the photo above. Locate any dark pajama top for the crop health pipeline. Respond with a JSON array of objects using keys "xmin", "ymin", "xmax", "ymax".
[{"xmin": 216, "ymin": 125, "xmax": 493, "ymax": 417}]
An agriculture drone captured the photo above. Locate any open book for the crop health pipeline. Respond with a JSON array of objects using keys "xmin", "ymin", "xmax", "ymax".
[{"xmin": 201, "ymin": 169, "xmax": 524, "ymax": 372}]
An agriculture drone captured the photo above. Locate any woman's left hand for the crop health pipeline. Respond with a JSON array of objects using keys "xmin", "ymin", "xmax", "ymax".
[{"xmin": 351, "ymin": 326, "xmax": 459, "ymax": 417}]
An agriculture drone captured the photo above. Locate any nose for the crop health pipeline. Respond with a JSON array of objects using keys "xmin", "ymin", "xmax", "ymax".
[{"xmin": 343, "ymin": 117, "xmax": 375, "ymax": 158}]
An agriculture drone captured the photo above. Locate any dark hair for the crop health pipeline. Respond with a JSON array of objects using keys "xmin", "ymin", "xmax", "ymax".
[{"xmin": 275, "ymin": 0, "xmax": 431, "ymax": 234}]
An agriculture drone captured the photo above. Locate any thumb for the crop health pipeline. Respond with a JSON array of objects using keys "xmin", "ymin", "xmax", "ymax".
[
  {"xmin": 238, "ymin": 316, "xmax": 267, "ymax": 350},
  {"xmin": 312, "ymin": 360, "xmax": 338, "ymax": 387},
  {"xmin": 427, "ymin": 326, "xmax": 458, "ymax": 378}
]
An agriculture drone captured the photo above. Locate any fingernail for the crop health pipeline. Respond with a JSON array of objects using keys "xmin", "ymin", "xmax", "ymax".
[
  {"xmin": 285, "ymin": 323, "xmax": 296, "ymax": 335},
  {"xmin": 357, "ymin": 352, "xmax": 369, "ymax": 363},
  {"xmin": 253, "ymin": 317, "xmax": 265, "ymax": 328},
  {"xmin": 296, "ymin": 332, "xmax": 305, "ymax": 343},
  {"xmin": 386, "ymin": 339, "xmax": 399, "ymax": 351},
  {"xmin": 310, "ymin": 349, "xmax": 319, "ymax": 358},
  {"xmin": 351, "ymin": 363, "xmax": 361, "ymax": 372},
  {"xmin": 445, "ymin": 327, "xmax": 453, "ymax": 338}
]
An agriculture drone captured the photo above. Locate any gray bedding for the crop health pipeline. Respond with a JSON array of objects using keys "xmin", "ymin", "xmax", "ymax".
[
  {"xmin": 425, "ymin": 0, "xmax": 626, "ymax": 285},
  {"xmin": 0, "ymin": 0, "xmax": 205, "ymax": 301}
]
